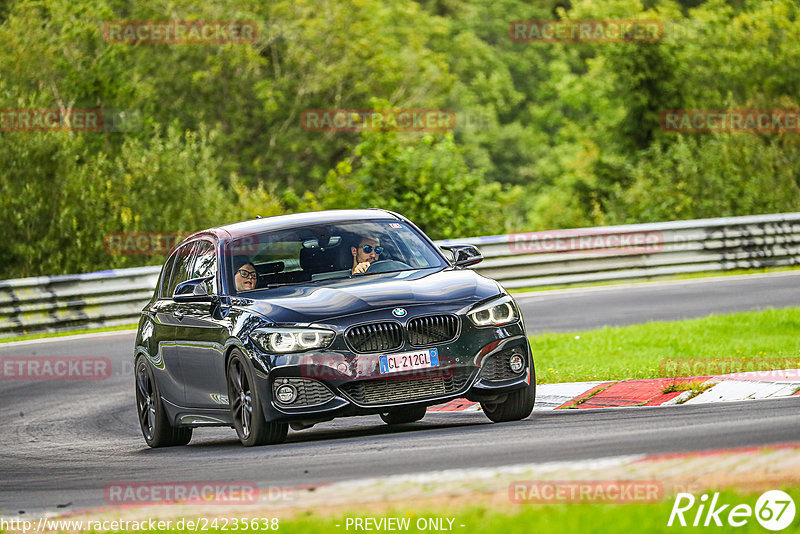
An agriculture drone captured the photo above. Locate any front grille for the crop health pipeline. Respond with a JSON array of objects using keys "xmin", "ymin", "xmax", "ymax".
[
  {"xmin": 272, "ymin": 378, "xmax": 334, "ymax": 407},
  {"xmin": 340, "ymin": 368, "xmax": 474, "ymax": 405},
  {"xmin": 479, "ymin": 349, "xmax": 525, "ymax": 382},
  {"xmin": 345, "ymin": 322, "xmax": 403, "ymax": 353},
  {"xmin": 407, "ymin": 315, "xmax": 459, "ymax": 346}
]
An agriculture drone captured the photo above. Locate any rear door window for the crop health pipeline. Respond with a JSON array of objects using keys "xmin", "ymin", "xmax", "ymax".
[
  {"xmin": 157, "ymin": 251, "xmax": 178, "ymax": 299},
  {"xmin": 191, "ymin": 239, "xmax": 217, "ymax": 295},
  {"xmin": 166, "ymin": 241, "xmax": 197, "ymax": 297}
]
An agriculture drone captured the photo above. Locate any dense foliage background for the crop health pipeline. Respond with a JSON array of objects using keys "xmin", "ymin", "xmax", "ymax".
[{"xmin": 1, "ymin": 0, "xmax": 798, "ymax": 278}]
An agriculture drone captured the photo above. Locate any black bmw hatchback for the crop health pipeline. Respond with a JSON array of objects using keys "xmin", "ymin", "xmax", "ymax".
[{"xmin": 134, "ymin": 209, "xmax": 535, "ymax": 447}]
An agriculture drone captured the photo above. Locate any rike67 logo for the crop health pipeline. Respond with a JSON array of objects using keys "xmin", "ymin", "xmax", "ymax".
[{"xmin": 668, "ymin": 490, "xmax": 796, "ymax": 531}]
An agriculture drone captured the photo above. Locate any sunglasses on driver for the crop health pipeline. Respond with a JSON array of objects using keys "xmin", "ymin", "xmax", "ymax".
[{"xmin": 361, "ymin": 245, "xmax": 383, "ymax": 255}]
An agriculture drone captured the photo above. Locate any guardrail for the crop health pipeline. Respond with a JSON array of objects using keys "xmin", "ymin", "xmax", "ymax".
[
  {"xmin": 0, "ymin": 266, "xmax": 161, "ymax": 336},
  {"xmin": 439, "ymin": 212, "xmax": 800, "ymax": 289},
  {"xmin": 2, "ymin": 212, "xmax": 799, "ymax": 336}
]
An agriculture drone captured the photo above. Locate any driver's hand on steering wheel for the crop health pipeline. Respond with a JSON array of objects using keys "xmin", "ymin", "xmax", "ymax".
[{"xmin": 352, "ymin": 261, "xmax": 371, "ymax": 274}]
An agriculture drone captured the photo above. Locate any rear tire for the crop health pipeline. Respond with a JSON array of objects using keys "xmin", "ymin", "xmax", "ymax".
[
  {"xmin": 481, "ymin": 379, "xmax": 536, "ymax": 423},
  {"xmin": 135, "ymin": 356, "xmax": 192, "ymax": 448},
  {"xmin": 227, "ymin": 350, "xmax": 288, "ymax": 447},
  {"xmin": 380, "ymin": 404, "xmax": 427, "ymax": 425}
]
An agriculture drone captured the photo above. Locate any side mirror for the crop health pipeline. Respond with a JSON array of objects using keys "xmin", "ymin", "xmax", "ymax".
[
  {"xmin": 441, "ymin": 244, "xmax": 483, "ymax": 268},
  {"xmin": 173, "ymin": 276, "xmax": 213, "ymax": 302}
]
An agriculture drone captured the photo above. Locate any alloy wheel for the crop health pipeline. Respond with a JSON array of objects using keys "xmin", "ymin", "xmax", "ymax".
[
  {"xmin": 136, "ymin": 363, "xmax": 156, "ymax": 441},
  {"xmin": 229, "ymin": 358, "xmax": 253, "ymax": 439}
]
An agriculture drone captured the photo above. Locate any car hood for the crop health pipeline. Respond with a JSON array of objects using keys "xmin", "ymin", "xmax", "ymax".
[{"xmin": 239, "ymin": 268, "xmax": 501, "ymax": 324}]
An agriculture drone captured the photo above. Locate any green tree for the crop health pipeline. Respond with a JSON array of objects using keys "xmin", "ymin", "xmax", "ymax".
[
  {"xmin": 0, "ymin": 123, "xmax": 234, "ymax": 277},
  {"xmin": 322, "ymin": 129, "xmax": 522, "ymax": 239}
]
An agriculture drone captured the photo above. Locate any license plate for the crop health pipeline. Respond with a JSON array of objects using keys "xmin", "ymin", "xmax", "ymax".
[{"xmin": 379, "ymin": 348, "xmax": 439, "ymax": 374}]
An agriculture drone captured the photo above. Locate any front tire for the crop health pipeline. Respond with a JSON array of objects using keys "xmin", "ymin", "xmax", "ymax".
[
  {"xmin": 380, "ymin": 404, "xmax": 427, "ymax": 425},
  {"xmin": 227, "ymin": 350, "xmax": 288, "ymax": 447},
  {"xmin": 135, "ymin": 356, "xmax": 192, "ymax": 448},
  {"xmin": 481, "ymin": 379, "xmax": 536, "ymax": 423}
]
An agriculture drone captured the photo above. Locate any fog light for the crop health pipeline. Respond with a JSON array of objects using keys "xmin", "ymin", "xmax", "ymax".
[
  {"xmin": 276, "ymin": 384, "xmax": 297, "ymax": 404},
  {"xmin": 509, "ymin": 354, "xmax": 524, "ymax": 373}
]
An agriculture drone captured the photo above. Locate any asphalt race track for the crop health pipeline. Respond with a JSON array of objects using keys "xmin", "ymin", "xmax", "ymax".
[
  {"xmin": 517, "ymin": 271, "xmax": 800, "ymax": 333},
  {"xmin": 2, "ymin": 272, "xmax": 800, "ymax": 516}
]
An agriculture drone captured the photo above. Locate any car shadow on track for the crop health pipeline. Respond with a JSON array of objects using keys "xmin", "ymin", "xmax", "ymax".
[
  {"xmin": 283, "ymin": 419, "xmax": 488, "ymax": 444},
  {"xmin": 130, "ymin": 417, "xmax": 490, "ymax": 453}
]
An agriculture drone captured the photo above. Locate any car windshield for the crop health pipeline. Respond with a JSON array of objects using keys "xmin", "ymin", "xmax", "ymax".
[{"xmin": 227, "ymin": 220, "xmax": 448, "ymax": 292}]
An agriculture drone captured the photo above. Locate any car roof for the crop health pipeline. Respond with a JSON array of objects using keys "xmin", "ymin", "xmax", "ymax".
[{"xmin": 200, "ymin": 209, "xmax": 402, "ymax": 240}]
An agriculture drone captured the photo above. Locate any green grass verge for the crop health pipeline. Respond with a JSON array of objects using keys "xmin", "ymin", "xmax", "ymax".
[
  {"xmin": 0, "ymin": 323, "xmax": 137, "ymax": 343},
  {"xmin": 511, "ymin": 264, "xmax": 800, "ymax": 293},
  {"xmin": 4, "ymin": 488, "xmax": 795, "ymax": 533},
  {"xmin": 531, "ymin": 307, "xmax": 800, "ymax": 384},
  {"xmin": 293, "ymin": 490, "xmax": 799, "ymax": 534}
]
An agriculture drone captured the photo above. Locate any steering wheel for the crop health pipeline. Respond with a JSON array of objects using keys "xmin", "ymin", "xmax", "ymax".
[{"xmin": 365, "ymin": 259, "xmax": 411, "ymax": 273}]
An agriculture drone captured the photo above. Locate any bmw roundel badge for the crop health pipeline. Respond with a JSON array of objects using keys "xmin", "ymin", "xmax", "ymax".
[{"xmin": 392, "ymin": 308, "xmax": 407, "ymax": 317}]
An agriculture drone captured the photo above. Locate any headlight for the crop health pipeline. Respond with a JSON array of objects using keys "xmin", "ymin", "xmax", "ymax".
[
  {"xmin": 251, "ymin": 328, "xmax": 335, "ymax": 353},
  {"xmin": 467, "ymin": 296, "xmax": 519, "ymax": 326}
]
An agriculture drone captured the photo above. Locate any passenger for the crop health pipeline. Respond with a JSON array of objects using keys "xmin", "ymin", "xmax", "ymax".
[
  {"xmin": 351, "ymin": 236, "xmax": 383, "ymax": 275},
  {"xmin": 233, "ymin": 255, "xmax": 257, "ymax": 291}
]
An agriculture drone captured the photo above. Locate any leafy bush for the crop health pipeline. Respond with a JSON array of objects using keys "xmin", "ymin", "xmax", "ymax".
[
  {"xmin": 323, "ymin": 130, "xmax": 522, "ymax": 239},
  {"xmin": 1, "ymin": 0, "xmax": 799, "ymax": 277}
]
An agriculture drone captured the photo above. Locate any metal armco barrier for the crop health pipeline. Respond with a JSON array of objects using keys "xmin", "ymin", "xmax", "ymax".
[
  {"xmin": 2, "ymin": 213, "xmax": 799, "ymax": 336},
  {"xmin": 0, "ymin": 266, "xmax": 161, "ymax": 336},
  {"xmin": 438, "ymin": 212, "xmax": 800, "ymax": 288}
]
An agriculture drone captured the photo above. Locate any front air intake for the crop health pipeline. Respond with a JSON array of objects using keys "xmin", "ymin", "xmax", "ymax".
[
  {"xmin": 345, "ymin": 322, "xmax": 403, "ymax": 353},
  {"xmin": 406, "ymin": 315, "xmax": 459, "ymax": 346}
]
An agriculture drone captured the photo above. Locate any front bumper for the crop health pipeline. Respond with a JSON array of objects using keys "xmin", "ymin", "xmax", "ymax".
[{"xmin": 244, "ymin": 315, "xmax": 533, "ymax": 423}]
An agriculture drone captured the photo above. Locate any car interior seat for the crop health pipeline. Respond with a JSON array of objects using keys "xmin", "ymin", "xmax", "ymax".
[{"xmin": 299, "ymin": 246, "xmax": 345, "ymax": 274}]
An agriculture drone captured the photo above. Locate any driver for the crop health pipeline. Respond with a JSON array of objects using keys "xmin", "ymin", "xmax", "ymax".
[
  {"xmin": 233, "ymin": 255, "xmax": 258, "ymax": 291},
  {"xmin": 351, "ymin": 236, "xmax": 383, "ymax": 274}
]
